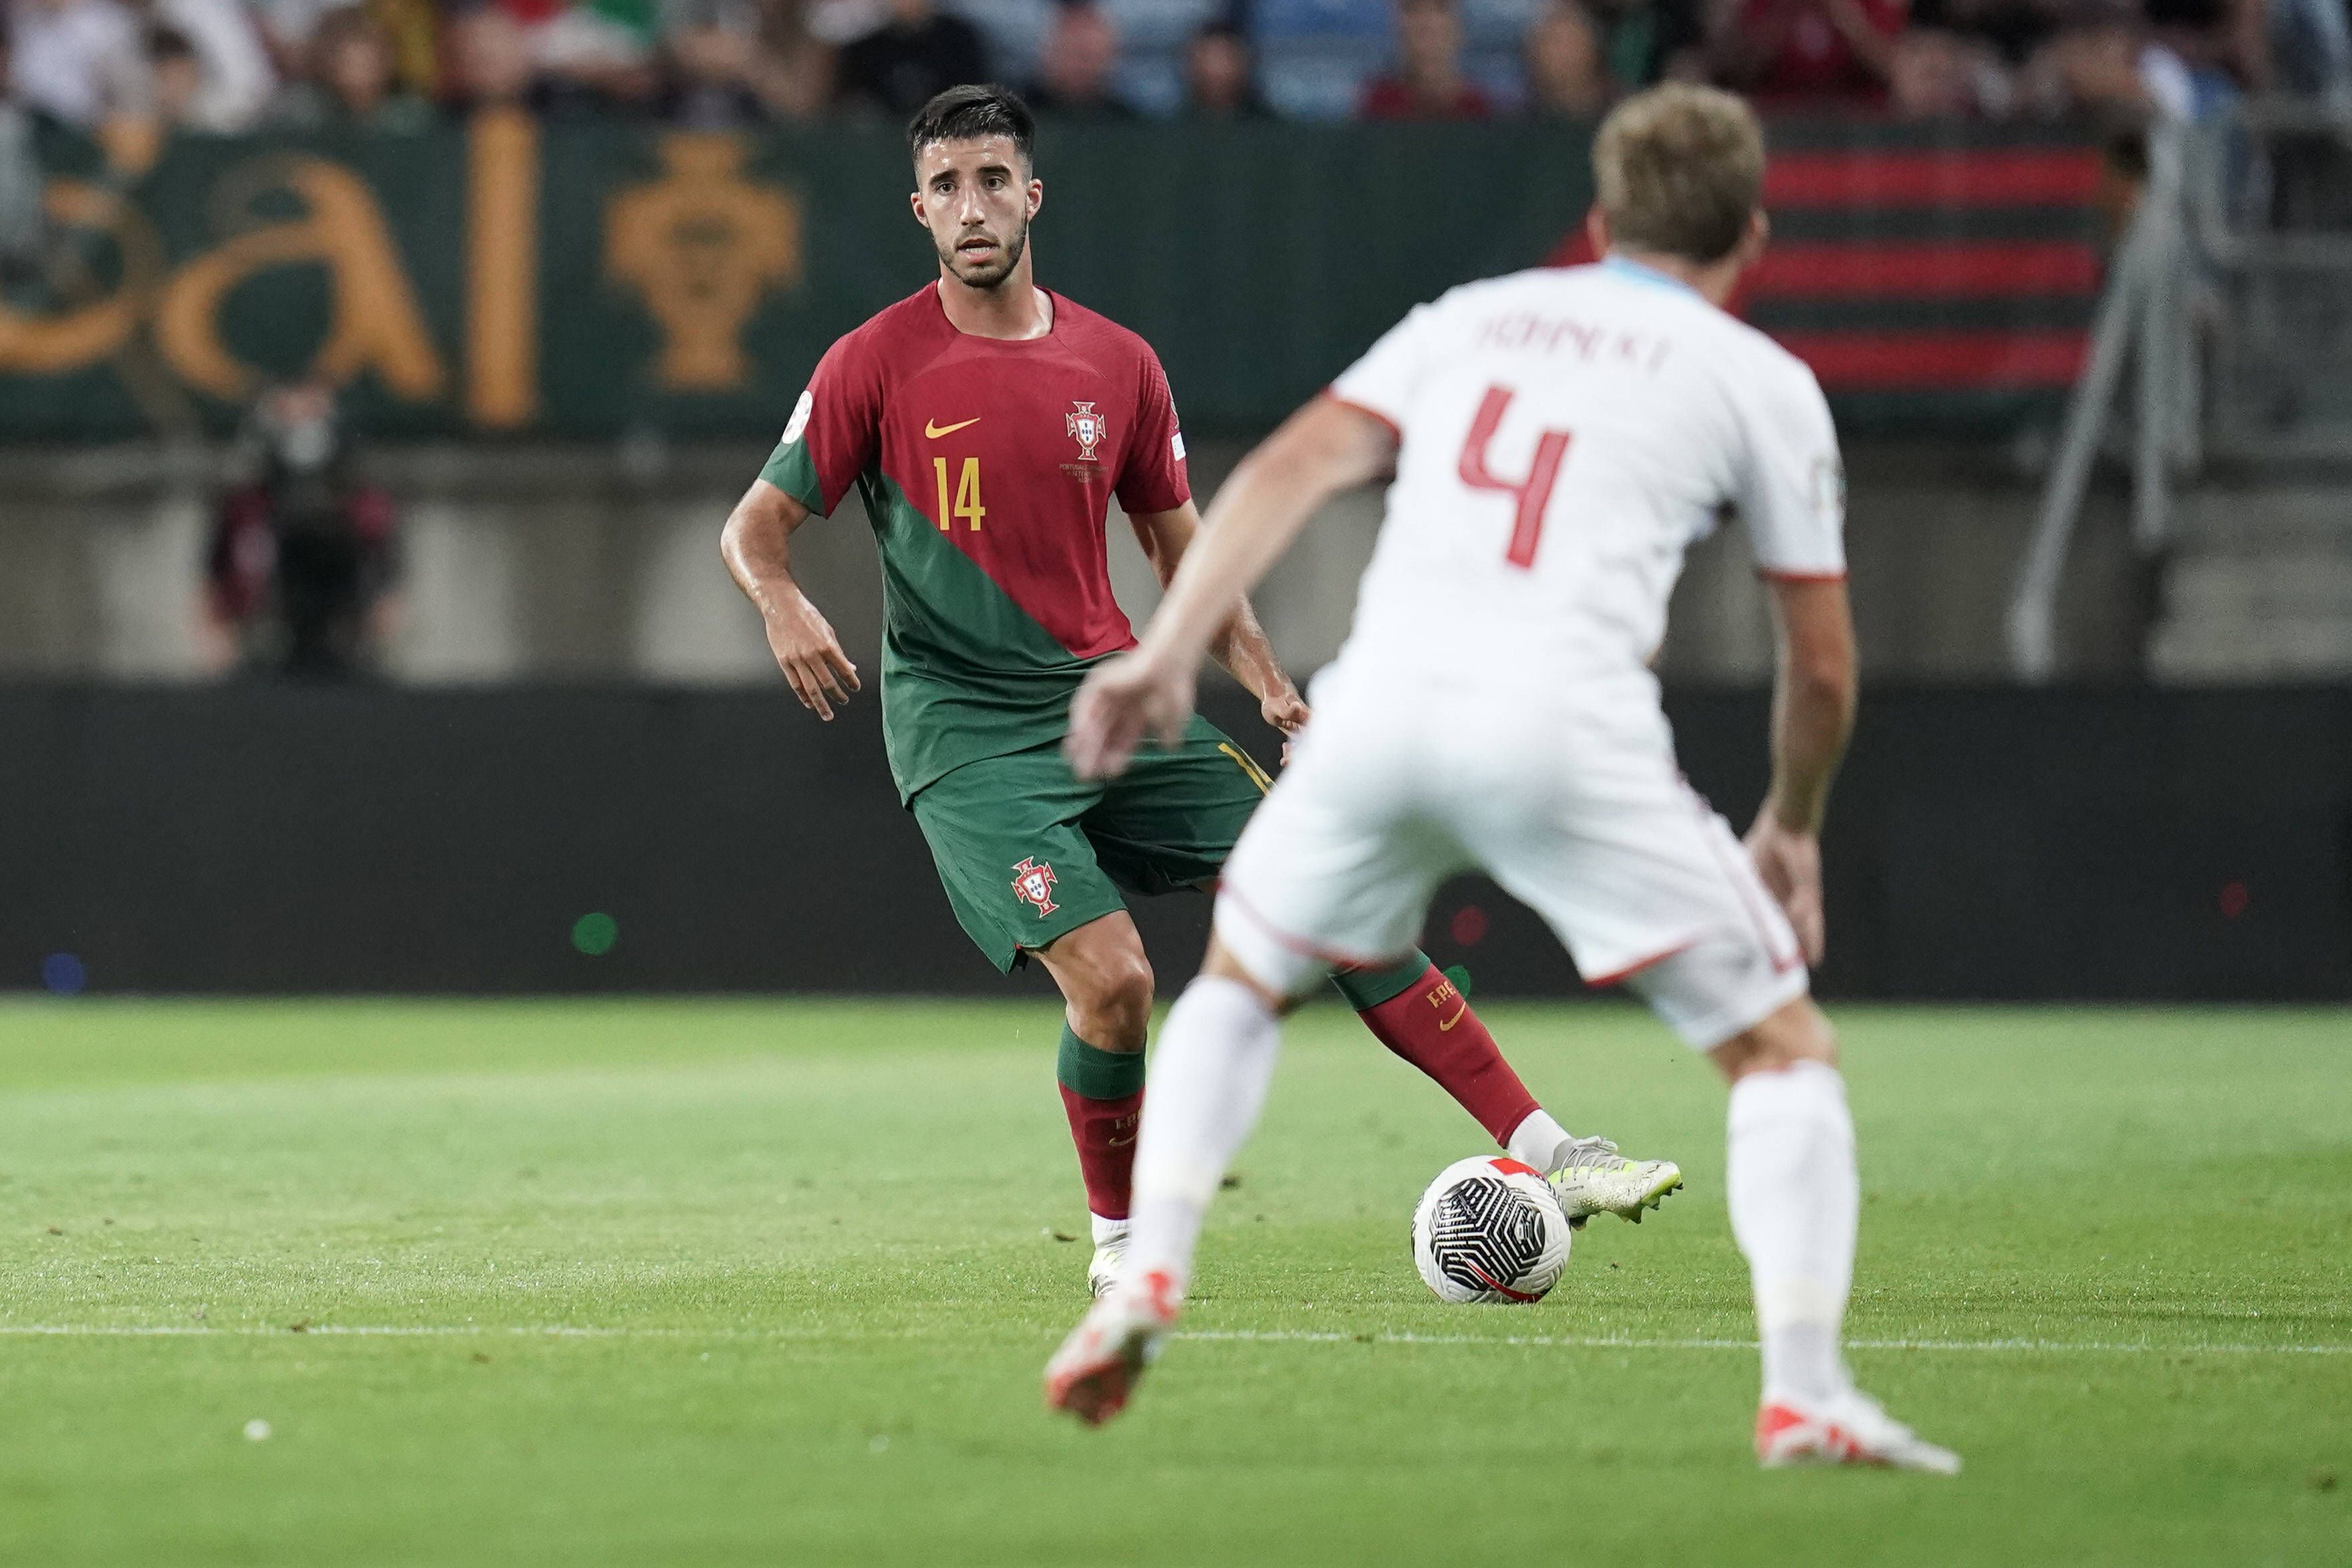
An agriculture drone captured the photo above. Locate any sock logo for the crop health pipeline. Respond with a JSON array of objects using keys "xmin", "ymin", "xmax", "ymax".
[
  {"xmin": 1424, "ymin": 977, "xmax": 1467, "ymax": 1030},
  {"xmin": 1010, "ymin": 857, "xmax": 1060, "ymax": 917}
]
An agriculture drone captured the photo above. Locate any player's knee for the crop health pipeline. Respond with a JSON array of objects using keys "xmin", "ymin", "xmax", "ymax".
[
  {"xmin": 1085, "ymin": 951, "xmax": 1157, "ymax": 1046},
  {"xmin": 1708, "ymin": 998, "xmax": 1838, "ymax": 1084}
]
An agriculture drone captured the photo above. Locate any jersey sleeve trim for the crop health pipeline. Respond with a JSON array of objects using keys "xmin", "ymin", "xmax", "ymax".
[
  {"xmin": 758, "ymin": 438, "xmax": 829, "ymax": 516},
  {"xmin": 1757, "ymin": 568, "xmax": 1850, "ymax": 584},
  {"xmin": 1322, "ymin": 389, "xmax": 1403, "ymax": 444}
]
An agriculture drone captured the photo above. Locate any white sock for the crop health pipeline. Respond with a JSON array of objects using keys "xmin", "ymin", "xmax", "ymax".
[
  {"xmin": 1090, "ymin": 1213, "xmax": 1128, "ymax": 1245},
  {"xmin": 1124, "ymin": 976, "xmax": 1283, "ymax": 1291},
  {"xmin": 1505, "ymin": 1108, "xmax": 1575, "ymax": 1172},
  {"xmin": 1725, "ymin": 1059, "xmax": 1858, "ymax": 1408}
]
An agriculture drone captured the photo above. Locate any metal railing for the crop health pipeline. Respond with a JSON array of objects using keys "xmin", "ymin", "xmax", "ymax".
[{"xmin": 2006, "ymin": 100, "xmax": 2352, "ymax": 681}]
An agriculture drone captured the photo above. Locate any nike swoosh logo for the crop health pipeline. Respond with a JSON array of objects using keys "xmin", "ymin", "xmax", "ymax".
[
  {"xmin": 1438, "ymin": 1004, "xmax": 1468, "ymax": 1032},
  {"xmin": 925, "ymin": 417, "xmax": 980, "ymax": 438},
  {"xmin": 1107, "ymin": 1134, "xmax": 1137, "ymax": 1148}
]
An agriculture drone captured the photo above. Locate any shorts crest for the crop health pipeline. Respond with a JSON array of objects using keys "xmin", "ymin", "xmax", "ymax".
[{"xmin": 1010, "ymin": 856, "xmax": 1060, "ymax": 917}]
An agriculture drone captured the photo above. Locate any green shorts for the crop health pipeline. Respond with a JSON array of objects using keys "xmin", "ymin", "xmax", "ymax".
[{"xmin": 909, "ymin": 716, "xmax": 1276, "ymax": 972}]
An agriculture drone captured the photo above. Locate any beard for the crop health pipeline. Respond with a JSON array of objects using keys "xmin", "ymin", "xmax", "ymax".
[{"xmin": 938, "ymin": 218, "xmax": 1028, "ymax": 290}]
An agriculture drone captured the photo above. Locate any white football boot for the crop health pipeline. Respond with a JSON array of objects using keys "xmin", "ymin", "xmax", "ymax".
[
  {"xmin": 1044, "ymin": 1267, "xmax": 1182, "ymax": 1426},
  {"xmin": 1547, "ymin": 1136, "xmax": 1684, "ymax": 1227},
  {"xmin": 1086, "ymin": 1225, "xmax": 1129, "ymax": 1299},
  {"xmin": 1756, "ymin": 1386, "xmax": 1962, "ymax": 1474}
]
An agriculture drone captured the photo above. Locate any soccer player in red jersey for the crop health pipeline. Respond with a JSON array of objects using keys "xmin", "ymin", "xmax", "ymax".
[{"xmin": 722, "ymin": 85, "xmax": 1682, "ymax": 1294}]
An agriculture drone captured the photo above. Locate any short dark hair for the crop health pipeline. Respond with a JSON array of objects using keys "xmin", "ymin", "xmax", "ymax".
[{"xmin": 907, "ymin": 84, "xmax": 1036, "ymax": 170}]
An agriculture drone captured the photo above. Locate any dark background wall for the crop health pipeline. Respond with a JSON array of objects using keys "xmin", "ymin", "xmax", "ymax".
[{"xmin": 6, "ymin": 683, "xmax": 2345, "ymax": 1000}]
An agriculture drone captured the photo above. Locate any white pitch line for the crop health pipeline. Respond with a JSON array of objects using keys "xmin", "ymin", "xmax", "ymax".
[
  {"xmin": 0, "ymin": 1323, "xmax": 2345, "ymax": 1356},
  {"xmin": 1177, "ymin": 1329, "xmax": 2352, "ymax": 1356},
  {"xmin": 0, "ymin": 1324, "xmax": 707, "ymax": 1340}
]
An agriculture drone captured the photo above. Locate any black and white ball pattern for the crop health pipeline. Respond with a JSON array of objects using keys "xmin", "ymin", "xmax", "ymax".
[{"xmin": 1411, "ymin": 1156, "xmax": 1573, "ymax": 1304}]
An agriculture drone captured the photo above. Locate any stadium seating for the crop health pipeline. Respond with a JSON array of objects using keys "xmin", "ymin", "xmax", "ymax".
[
  {"xmin": 1251, "ymin": 0, "xmax": 1394, "ymax": 118},
  {"xmin": 1102, "ymin": 0, "xmax": 1223, "ymax": 114},
  {"xmin": 945, "ymin": 0, "xmax": 1058, "ymax": 83},
  {"xmin": 1458, "ymin": 0, "xmax": 1544, "ymax": 107}
]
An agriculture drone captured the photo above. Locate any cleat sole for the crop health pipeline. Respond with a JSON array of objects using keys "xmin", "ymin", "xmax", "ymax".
[
  {"xmin": 1046, "ymin": 1360, "xmax": 1135, "ymax": 1427},
  {"xmin": 1616, "ymin": 1174, "xmax": 1683, "ymax": 1224},
  {"xmin": 1045, "ymin": 1315, "xmax": 1169, "ymax": 1428}
]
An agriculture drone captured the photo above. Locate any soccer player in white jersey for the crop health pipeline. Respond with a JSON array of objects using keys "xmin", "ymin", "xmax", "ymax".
[{"xmin": 1040, "ymin": 84, "xmax": 1959, "ymax": 1473}]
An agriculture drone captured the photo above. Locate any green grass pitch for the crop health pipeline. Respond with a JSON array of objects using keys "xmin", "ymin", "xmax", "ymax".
[{"xmin": 0, "ymin": 999, "xmax": 2345, "ymax": 1566}]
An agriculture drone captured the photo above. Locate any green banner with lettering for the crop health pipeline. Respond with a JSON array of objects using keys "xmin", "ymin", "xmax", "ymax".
[{"xmin": 0, "ymin": 118, "xmax": 2096, "ymax": 442}]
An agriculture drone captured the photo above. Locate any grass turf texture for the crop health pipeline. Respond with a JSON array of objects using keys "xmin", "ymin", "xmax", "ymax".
[{"xmin": 0, "ymin": 1001, "xmax": 2346, "ymax": 1567}]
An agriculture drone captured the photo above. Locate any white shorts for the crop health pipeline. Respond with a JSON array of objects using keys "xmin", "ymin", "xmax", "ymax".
[{"xmin": 1213, "ymin": 672, "xmax": 1809, "ymax": 1050}]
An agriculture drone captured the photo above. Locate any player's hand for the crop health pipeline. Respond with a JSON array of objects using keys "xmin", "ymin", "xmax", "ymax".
[
  {"xmin": 1745, "ymin": 813, "xmax": 1825, "ymax": 964},
  {"xmin": 760, "ymin": 593, "xmax": 861, "ymax": 721},
  {"xmin": 1261, "ymin": 687, "xmax": 1310, "ymax": 764},
  {"xmin": 1067, "ymin": 649, "xmax": 1196, "ymax": 781}
]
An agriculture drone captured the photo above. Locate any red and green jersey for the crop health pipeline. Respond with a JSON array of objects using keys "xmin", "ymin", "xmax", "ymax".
[{"xmin": 760, "ymin": 284, "xmax": 1191, "ymax": 802}]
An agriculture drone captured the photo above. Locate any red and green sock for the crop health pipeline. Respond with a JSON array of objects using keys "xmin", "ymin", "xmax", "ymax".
[
  {"xmin": 1058, "ymin": 955, "xmax": 1565, "ymax": 1221},
  {"xmin": 1056, "ymin": 1024, "xmax": 1145, "ymax": 1225},
  {"xmin": 1334, "ymin": 952, "xmax": 1568, "ymax": 1165}
]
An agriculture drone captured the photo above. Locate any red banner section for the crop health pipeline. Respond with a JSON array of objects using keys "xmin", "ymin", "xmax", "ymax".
[
  {"xmin": 1762, "ymin": 148, "xmax": 2105, "ymax": 208},
  {"xmin": 1769, "ymin": 141, "xmax": 2097, "ymax": 392},
  {"xmin": 1548, "ymin": 138, "xmax": 2104, "ymax": 398},
  {"xmin": 1756, "ymin": 142, "xmax": 2101, "ymax": 394},
  {"xmin": 1748, "ymin": 241, "xmax": 2101, "ymax": 299}
]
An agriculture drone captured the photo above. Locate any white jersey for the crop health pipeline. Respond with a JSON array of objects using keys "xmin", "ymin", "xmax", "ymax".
[
  {"xmin": 1325, "ymin": 259, "xmax": 1846, "ymax": 696},
  {"xmin": 1208, "ymin": 258, "xmax": 1843, "ymax": 1048}
]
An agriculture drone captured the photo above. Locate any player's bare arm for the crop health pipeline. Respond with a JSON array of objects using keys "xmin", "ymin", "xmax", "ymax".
[
  {"xmin": 720, "ymin": 478, "xmax": 862, "ymax": 722},
  {"xmin": 1125, "ymin": 502, "xmax": 1309, "ymax": 740},
  {"xmin": 1068, "ymin": 397, "xmax": 1396, "ymax": 780},
  {"xmin": 1746, "ymin": 576, "xmax": 1858, "ymax": 962}
]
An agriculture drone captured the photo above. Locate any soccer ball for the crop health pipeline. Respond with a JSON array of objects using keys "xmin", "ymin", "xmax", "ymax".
[{"xmin": 1411, "ymin": 1156, "xmax": 1573, "ymax": 1305}]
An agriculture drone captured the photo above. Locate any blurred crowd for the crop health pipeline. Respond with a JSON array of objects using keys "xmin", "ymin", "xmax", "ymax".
[{"xmin": 1, "ymin": 0, "xmax": 2345, "ymax": 146}]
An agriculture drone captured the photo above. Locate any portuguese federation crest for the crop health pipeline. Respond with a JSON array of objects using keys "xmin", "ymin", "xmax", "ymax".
[
  {"xmin": 1010, "ymin": 857, "xmax": 1059, "ymax": 917},
  {"xmin": 1066, "ymin": 402, "xmax": 1106, "ymax": 461}
]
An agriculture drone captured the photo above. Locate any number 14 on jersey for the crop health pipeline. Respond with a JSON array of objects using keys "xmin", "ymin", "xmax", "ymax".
[{"xmin": 933, "ymin": 456, "xmax": 985, "ymax": 532}]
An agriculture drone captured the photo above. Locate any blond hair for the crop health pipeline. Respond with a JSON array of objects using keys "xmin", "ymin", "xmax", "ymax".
[{"xmin": 1592, "ymin": 84, "xmax": 1765, "ymax": 265}]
